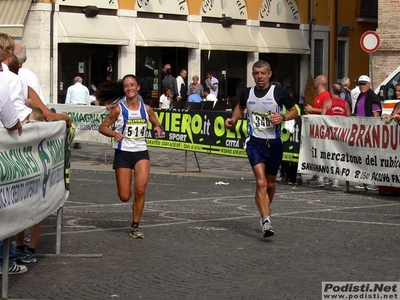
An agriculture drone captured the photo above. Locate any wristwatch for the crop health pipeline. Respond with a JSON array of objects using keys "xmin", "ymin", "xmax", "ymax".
[{"xmin": 280, "ymin": 113, "xmax": 286, "ymax": 122}]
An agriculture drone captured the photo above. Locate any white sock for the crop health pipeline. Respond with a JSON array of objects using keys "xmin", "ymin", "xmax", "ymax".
[{"xmin": 262, "ymin": 216, "xmax": 270, "ymax": 223}]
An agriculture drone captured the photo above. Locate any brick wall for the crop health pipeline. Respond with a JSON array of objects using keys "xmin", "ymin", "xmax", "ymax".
[{"xmin": 373, "ymin": 0, "xmax": 400, "ymax": 87}]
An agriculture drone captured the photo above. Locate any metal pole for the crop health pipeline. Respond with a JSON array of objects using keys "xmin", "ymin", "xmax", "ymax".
[
  {"xmin": 370, "ymin": 53, "xmax": 374, "ymax": 89},
  {"xmin": 104, "ymin": 143, "xmax": 107, "ymax": 163},
  {"xmin": 2, "ymin": 238, "xmax": 10, "ymax": 300},
  {"xmin": 56, "ymin": 207, "xmax": 63, "ymax": 255}
]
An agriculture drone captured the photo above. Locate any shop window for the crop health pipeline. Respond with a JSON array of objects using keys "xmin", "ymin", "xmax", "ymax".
[
  {"xmin": 58, "ymin": 44, "xmax": 117, "ymax": 103},
  {"xmin": 314, "ymin": 39, "xmax": 323, "ymax": 77},
  {"xmin": 136, "ymin": 46, "xmax": 189, "ymax": 101}
]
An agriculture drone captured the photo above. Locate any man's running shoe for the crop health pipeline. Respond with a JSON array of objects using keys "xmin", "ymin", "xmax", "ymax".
[
  {"xmin": 309, "ymin": 179, "xmax": 324, "ymax": 188},
  {"xmin": 306, "ymin": 175, "xmax": 318, "ymax": 183},
  {"xmin": 366, "ymin": 184, "xmax": 378, "ymax": 191},
  {"xmin": 130, "ymin": 227, "xmax": 144, "ymax": 239},
  {"xmin": 354, "ymin": 184, "xmax": 366, "ymax": 190},
  {"xmin": 0, "ymin": 262, "xmax": 28, "ymax": 275},
  {"xmin": 17, "ymin": 249, "xmax": 37, "ymax": 264},
  {"xmin": 332, "ymin": 179, "xmax": 339, "ymax": 188},
  {"xmin": 323, "ymin": 177, "xmax": 333, "ymax": 185},
  {"xmin": 260, "ymin": 219, "xmax": 274, "ymax": 238}
]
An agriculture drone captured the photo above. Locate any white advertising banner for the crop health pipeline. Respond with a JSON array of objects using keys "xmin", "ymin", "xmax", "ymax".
[
  {"xmin": 46, "ymin": 104, "xmax": 110, "ymax": 144},
  {"xmin": 299, "ymin": 115, "xmax": 400, "ymax": 187},
  {"xmin": 0, "ymin": 122, "xmax": 67, "ymax": 240}
]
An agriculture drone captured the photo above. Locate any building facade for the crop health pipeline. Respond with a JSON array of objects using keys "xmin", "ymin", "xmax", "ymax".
[
  {"xmin": 374, "ymin": 0, "xmax": 400, "ymax": 89},
  {"xmin": 0, "ymin": 0, "xmax": 377, "ymax": 104}
]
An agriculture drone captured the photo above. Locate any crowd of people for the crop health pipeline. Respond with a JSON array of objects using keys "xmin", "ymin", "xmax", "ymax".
[
  {"xmin": 0, "ymin": 33, "xmax": 73, "ymax": 275},
  {"xmin": 158, "ymin": 65, "xmax": 220, "ymax": 108}
]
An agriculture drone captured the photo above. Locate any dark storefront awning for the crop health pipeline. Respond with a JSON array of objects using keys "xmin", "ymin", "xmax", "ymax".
[
  {"xmin": 258, "ymin": 28, "xmax": 310, "ymax": 54},
  {"xmin": 136, "ymin": 18, "xmax": 199, "ymax": 48},
  {"xmin": 201, "ymin": 23, "xmax": 258, "ymax": 52},
  {"xmin": 58, "ymin": 13, "xmax": 129, "ymax": 45},
  {"xmin": 0, "ymin": 0, "xmax": 31, "ymax": 37}
]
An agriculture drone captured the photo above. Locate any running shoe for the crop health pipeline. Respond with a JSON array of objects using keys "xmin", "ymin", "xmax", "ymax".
[
  {"xmin": 296, "ymin": 175, "xmax": 303, "ymax": 185},
  {"xmin": 309, "ymin": 179, "xmax": 324, "ymax": 188},
  {"xmin": 260, "ymin": 219, "xmax": 274, "ymax": 238},
  {"xmin": 130, "ymin": 227, "xmax": 144, "ymax": 239},
  {"xmin": 0, "ymin": 262, "xmax": 28, "ymax": 275},
  {"xmin": 17, "ymin": 249, "xmax": 37, "ymax": 264},
  {"xmin": 332, "ymin": 179, "xmax": 339, "ymax": 188},
  {"xmin": 366, "ymin": 184, "xmax": 378, "ymax": 191},
  {"xmin": 354, "ymin": 184, "xmax": 366, "ymax": 190},
  {"xmin": 323, "ymin": 177, "xmax": 333, "ymax": 185},
  {"xmin": 306, "ymin": 175, "xmax": 318, "ymax": 183}
]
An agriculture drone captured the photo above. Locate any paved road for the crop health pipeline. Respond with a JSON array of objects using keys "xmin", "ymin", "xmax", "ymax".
[{"xmin": 3, "ymin": 144, "xmax": 400, "ymax": 300}]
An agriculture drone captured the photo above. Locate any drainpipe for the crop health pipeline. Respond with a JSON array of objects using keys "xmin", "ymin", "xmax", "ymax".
[
  {"xmin": 329, "ymin": 0, "xmax": 337, "ymax": 85},
  {"xmin": 308, "ymin": 0, "xmax": 313, "ymax": 76},
  {"xmin": 50, "ymin": 0, "xmax": 55, "ymax": 103}
]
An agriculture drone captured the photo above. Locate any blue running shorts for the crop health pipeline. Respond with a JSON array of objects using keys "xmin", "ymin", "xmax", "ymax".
[
  {"xmin": 244, "ymin": 136, "xmax": 283, "ymax": 175},
  {"xmin": 113, "ymin": 149, "xmax": 150, "ymax": 170}
]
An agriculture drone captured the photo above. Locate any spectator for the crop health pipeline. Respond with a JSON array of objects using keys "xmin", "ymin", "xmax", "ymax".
[
  {"xmin": 0, "ymin": 84, "xmax": 26, "ymax": 275},
  {"xmin": 176, "ymin": 69, "xmax": 187, "ymax": 102},
  {"xmin": 188, "ymin": 93, "xmax": 202, "ymax": 103},
  {"xmin": 284, "ymin": 87, "xmax": 301, "ymax": 186},
  {"xmin": 203, "ymin": 86, "xmax": 218, "ymax": 108},
  {"xmin": 14, "ymin": 40, "xmax": 47, "ymax": 104},
  {"xmin": 89, "ymin": 88, "xmax": 100, "ymax": 106},
  {"xmin": 162, "ymin": 68, "xmax": 178, "ymax": 99},
  {"xmin": 0, "ymin": 33, "xmax": 32, "ymax": 124},
  {"xmin": 304, "ymin": 75, "xmax": 330, "ymax": 115},
  {"xmin": 340, "ymin": 77, "xmax": 353, "ymax": 110},
  {"xmin": 65, "ymin": 76, "xmax": 90, "ymax": 148},
  {"xmin": 205, "ymin": 72, "xmax": 218, "ymax": 98},
  {"xmin": 187, "ymin": 75, "xmax": 203, "ymax": 97},
  {"xmin": 382, "ymin": 82, "xmax": 400, "ymax": 123},
  {"xmin": 353, "ymin": 75, "xmax": 381, "ymax": 191},
  {"xmin": 159, "ymin": 87, "xmax": 174, "ymax": 109},
  {"xmin": 161, "ymin": 63, "xmax": 171, "ymax": 81},
  {"xmin": 65, "ymin": 76, "xmax": 91, "ymax": 105},
  {"xmin": 98, "ymin": 74, "xmax": 163, "ymax": 239},
  {"xmin": 354, "ymin": 75, "xmax": 381, "ymax": 117}
]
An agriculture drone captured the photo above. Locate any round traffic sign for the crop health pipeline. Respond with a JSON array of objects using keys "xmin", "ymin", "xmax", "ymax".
[{"xmin": 360, "ymin": 31, "xmax": 381, "ymax": 53}]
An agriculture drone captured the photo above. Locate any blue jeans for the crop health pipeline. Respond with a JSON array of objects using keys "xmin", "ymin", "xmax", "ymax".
[{"xmin": 0, "ymin": 238, "xmax": 16, "ymax": 268}]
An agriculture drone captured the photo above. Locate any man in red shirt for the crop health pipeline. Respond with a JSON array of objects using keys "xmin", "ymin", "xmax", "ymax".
[
  {"xmin": 321, "ymin": 83, "xmax": 351, "ymax": 116},
  {"xmin": 304, "ymin": 75, "xmax": 330, "ymax": 115}
]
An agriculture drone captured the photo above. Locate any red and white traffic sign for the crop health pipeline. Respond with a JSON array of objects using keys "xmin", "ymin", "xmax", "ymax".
[{"xmin": 360, "ymin": 31, "xmax": 381, "ymax": 53}]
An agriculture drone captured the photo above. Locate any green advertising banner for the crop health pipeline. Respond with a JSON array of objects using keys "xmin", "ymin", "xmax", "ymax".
[{"xmin": 147, "ymin": 108, "xmax": 301, "ymax": 161}]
